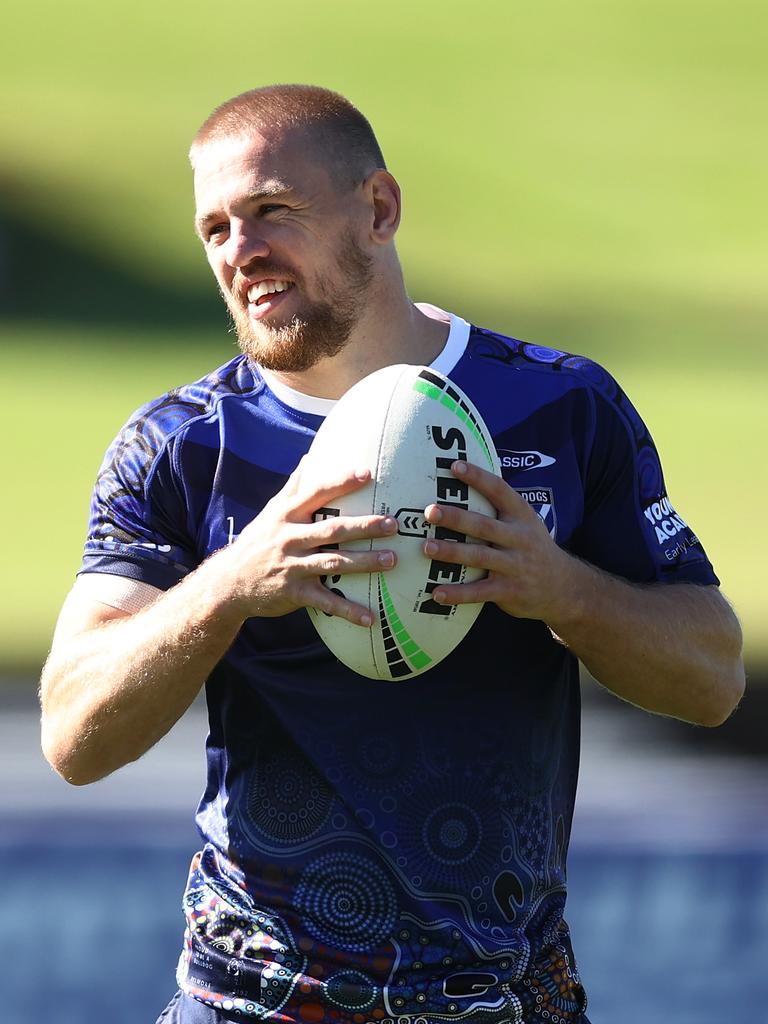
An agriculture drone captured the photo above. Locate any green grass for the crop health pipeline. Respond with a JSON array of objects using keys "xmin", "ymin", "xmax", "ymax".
[
  {"xmin": 1, "ymin": 326, "xmax": 235, "ymax": 669},
  {"xmin": 1, "ymin": 0, "xmax": 766, "ymax": 668},
  {"xmin": 2, "ymin": 322, "xmax": 765, "ymax": 670},
  {"xmin": 1, "ymin": 1, "xmax": 765, "ymax": 311}
]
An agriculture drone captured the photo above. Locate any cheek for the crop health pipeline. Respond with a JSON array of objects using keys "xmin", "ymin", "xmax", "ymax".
[{"xmin": 208, "ymin": 253, "xmax": 234, "ymax": 291}]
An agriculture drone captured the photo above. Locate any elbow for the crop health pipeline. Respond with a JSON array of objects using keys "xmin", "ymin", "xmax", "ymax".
[
  {"xmin": 41, "ymin": 718, "xmax": 108, "ymax": 787},
  {"xmin": 41, "ymin": 739, "xmax": 88, "ymax": 787},
  {"xmin": 696, "ymin": 597, "xmax": 746, "ymax": 728},
  {"xmin": 44, "ymin": 751, "xmax": 108, "ymax": 787},
  {"xmin": 697, "ymin": 659, "xmax": 746, "ymax": 729}
]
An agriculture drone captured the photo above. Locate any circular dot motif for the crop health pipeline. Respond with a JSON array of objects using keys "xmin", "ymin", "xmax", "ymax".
[
  {"xmin": 636, "ymin": 446, "xmax": 664, "ymax": 499},
  {"xmin": 324, "ymin": 969, "xmax": 378, "ymax": 1011},
  {"xmin": 358, "ymin": 735, "xmax": 400, "ymax": 778},
  {"xmin": 295, "ymin": 852, "xmax": 398, "ymax": 952},
  {"xmin": 244, "ymin": 748, "xmax": 333, "ymax": 844},
  {"xmin": 397, "ymin": 779, "xmax": 502, "ymax": 893},
  {"xmin": 523, "ymin": 344, "xmax": 567, "ymax": 364},
  {"xmin": 561, "ymin": 356, "xmax": 618, "ymax": 399},
  {"xmin": 422, "ymin": 803, "xmax": 482, "ymax": 865}
]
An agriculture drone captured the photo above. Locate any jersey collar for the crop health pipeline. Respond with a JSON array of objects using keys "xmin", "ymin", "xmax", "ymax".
[{"xmin": 257, "ymin": 304, "xmax": 470, "ymax": 417}]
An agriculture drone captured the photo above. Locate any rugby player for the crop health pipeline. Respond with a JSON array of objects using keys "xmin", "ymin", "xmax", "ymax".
[{"xmin": 40, "ymin": 85, "xmax": 745, "ymax": 1024}]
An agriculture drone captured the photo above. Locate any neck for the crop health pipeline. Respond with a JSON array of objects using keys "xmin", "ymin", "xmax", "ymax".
[{"xmin": 262, "ymin": 267, "xmax": 449, "ymax": 400}]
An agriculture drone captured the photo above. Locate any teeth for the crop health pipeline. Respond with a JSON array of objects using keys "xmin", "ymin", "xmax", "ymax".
[{"xmin": 248, "ymin": 279, "xmax": 291, "ymax": 302}]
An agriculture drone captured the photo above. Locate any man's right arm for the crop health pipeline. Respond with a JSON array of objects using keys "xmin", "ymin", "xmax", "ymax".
[{"xmin": 40, "ymin": 464, "xmax": 398, "ymax": 786}]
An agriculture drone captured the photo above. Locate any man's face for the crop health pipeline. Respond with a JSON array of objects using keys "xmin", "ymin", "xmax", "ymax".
[{"xmin": 193, "ymin": 130, "xmax": 373, "ymax": 372}]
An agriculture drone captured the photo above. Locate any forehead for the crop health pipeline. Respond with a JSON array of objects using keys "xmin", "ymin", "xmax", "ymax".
[{"xmin": 193, "ymin": 131, "xmax": 331, "ymax": 215}]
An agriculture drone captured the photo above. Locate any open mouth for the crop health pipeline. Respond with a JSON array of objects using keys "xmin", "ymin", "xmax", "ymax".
[{"xmin": 246, "ymin": 279, "xmax": 294, "ymax": 320}]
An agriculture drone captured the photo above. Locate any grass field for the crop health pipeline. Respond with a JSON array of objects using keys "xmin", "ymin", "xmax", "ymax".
[
  {"xmin": 2, "ymin": 320, "xmax": 765, "ymax": 670},
  {"xmin": 1, "ymin": 0, "xmax": 766, "ymax": 669},
  {"xmin": 2, "ymin": 1, "xmax": 765, "ymax": 308}
]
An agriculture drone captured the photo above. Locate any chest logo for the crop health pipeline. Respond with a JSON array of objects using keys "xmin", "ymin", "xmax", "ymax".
[
  {"xmin": 497, "ymin": 449, "xmax": 556, "ymax": 471},
  {"xmin": 515, "ymin": 486, "xmax": 557, "ymax": 539}
]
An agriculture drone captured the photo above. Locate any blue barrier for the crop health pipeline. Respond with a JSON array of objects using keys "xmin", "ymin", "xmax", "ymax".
[{"xmin": 5, "ymin": 827, "xmax": 767, "ymax": 1024}]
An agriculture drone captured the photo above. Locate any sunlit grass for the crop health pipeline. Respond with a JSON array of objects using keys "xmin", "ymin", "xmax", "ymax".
[
  {"xmin": 1, "ymin": 0, "xmax": 765, "ymax": 668},
  {"xmin": 2, "ymin": 322, "xmax": 764, "ymax": 670}
]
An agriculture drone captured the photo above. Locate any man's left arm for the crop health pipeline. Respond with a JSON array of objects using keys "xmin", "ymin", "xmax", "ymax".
[{"xmin": 423, "ymin": 461, "xmax": 745, "ymax": 727}]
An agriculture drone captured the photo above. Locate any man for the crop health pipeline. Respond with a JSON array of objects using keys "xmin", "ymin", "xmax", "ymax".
[{"xmin": 40, "ymin": 85, "xmax": 744, "ymax": 1024}]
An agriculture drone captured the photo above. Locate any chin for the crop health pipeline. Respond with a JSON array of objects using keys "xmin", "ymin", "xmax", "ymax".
[
  {"xmin": 235, "ymin": 324, "xmax": 333, "ymax": 374},
  {"xmin": 232, "ymin": 307, "xmax": 352, "ymax": 373}
]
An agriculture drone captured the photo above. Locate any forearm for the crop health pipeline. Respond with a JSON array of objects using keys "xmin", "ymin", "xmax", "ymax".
[
  {"xmin": 548, "ymin": 559, "xmax": 745, "ymax": 726},
  {"xmin": 42, "ymin": 465, "xmax": 399, "ymax": 786},
  {"xmin": 40, "ymin": 556, "xmax": 246, "ymax": 785}
]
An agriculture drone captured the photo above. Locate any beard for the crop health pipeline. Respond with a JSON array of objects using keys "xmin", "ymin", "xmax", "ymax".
[{"xmin": 224, "ymin": 228, "xmax": 374, "ymax": 373}]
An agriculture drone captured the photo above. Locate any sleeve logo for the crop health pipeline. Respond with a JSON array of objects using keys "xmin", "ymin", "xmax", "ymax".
[{"xmin": 643, "ymin": 495, "xmax": 691, "ymax": 545}]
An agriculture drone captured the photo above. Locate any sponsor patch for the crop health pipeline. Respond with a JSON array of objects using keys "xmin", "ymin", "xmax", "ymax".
[
  {"xmin": 642, "ymin": 495, "xmax": 692, "ymax": 546},
  {"xmin": 497, "ymin": 449, "xmax": 556, "ymax": 472},
  {"xmin": 515, "ymin": 486, "xmax": 557, "ymax": 538}
]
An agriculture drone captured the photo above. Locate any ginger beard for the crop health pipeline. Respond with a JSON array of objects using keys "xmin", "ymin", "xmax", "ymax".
[{"xmin": 225, "ymin": 228, "xmax": 374, "ymax": 373}]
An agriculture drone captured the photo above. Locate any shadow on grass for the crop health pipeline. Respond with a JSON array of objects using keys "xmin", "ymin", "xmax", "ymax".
[{"xmin": 0, "ymin": 203, "xmax": 221, "ymax": 330}]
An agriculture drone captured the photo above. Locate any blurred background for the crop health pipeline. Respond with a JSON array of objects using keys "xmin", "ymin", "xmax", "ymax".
[{"xmin": 1, "ymin": 1, "xmax": 766, "ymax": 1021}]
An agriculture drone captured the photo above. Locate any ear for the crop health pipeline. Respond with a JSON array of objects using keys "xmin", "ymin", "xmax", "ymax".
[{"xmin": 364, "ymin": 170, "xmax": 401, "ymax": 244}]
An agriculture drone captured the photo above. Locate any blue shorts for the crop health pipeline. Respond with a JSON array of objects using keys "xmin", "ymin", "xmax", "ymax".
[{"xmin": 155, "ymin": 990, "xmax": 244, "ymax": 1023}]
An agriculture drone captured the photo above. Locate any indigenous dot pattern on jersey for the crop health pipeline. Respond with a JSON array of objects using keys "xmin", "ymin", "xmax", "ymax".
[{"xmin": 80, "ymin": 314, "xmax": 717, "ymax": 1022}]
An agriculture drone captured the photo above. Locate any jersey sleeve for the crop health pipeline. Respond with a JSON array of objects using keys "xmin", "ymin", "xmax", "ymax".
[
  {"xmin": 565, "ymin": 358, "xmax": 719, "ymax": 586},
  {"xmin": 78, "ymin": 398, "xmax": 200, "ymax": 591}
]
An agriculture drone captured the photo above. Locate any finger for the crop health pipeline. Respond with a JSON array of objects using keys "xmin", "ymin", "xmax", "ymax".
[
  {"xmin": 304, "ymin": 580, "xmax": 375, "ymax": 627},
  {"xmin": 309, "ymin": 513, "xmax": 398, "ymax": 546},
  {"xmin": 303, "ymin": 549, "xmax": 397, "ymax": 575},
  {"xmin": 423, "ymin": 537, "xmax": 503, "ymax": 571},
  {"xmin": 428, "ymin": 578, "xmax": 500, "ymax": 607},
  {"xmin": 424, "ymin": 502, "xmax": 509, "ymax": 545},
  {"xmin": 292, "ymin": 464, "xmax": 374, "ymax": 517},
  {"xmin": 451, "ymin": 461, "xmax": 536, "ymax": 519}
]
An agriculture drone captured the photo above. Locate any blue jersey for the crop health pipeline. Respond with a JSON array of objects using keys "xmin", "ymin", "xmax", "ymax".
[{"xmin": 80, "ymin": 314, "xmax": 717, "ymax": 1023}]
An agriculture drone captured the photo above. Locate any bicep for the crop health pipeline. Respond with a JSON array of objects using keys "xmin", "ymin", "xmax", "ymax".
[
  {"xmin": 50, "ymin": 575, "xmax": 163, "ymax": 650},
  {"xmin": 572, "ymin": 387, "xmax": 718, "ymax": 586}
]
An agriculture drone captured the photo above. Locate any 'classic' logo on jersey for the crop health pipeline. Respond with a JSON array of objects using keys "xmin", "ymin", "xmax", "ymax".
[
  {"xmin": 497, "ymin": 449, "xmax": 556, "ymax": 471},
  {"xmin": 515, "ymin": 487, "xmax": 557, "ymax": 538}
]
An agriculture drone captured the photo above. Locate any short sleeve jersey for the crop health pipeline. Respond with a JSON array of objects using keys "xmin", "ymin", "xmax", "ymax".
[{"xmin": 80, "ymin": 313, "xmax": 717, "ymax": 1024}]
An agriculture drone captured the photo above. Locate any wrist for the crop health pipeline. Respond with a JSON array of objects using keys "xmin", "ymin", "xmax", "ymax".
[{"xmin": 542, "ymin": 551, "xmax": 598, "ymax": 637}]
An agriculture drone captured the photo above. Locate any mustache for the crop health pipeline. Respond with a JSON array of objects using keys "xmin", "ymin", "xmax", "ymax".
[{"xmin": 231, "ymin": 264, "xmax": 301, "ymax": 304}]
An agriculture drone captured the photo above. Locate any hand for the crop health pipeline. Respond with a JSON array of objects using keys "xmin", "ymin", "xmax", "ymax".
[
  {"xmin": 219, "ymin": 461, "xmax": 398, "ymax": 626},
  {"xmin": 422, "ymin": 461, "xmax": 580, "ymax": 623}
]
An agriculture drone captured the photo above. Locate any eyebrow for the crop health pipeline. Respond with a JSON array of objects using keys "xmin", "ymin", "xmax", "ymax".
[{"xmin": 194, "ymin": 183, "xmax": 294, "ymax": 237}]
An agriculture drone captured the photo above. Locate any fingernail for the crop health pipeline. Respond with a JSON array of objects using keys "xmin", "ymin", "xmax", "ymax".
[
  {"xmin": 378, "ymin": 551, "xmax": 395, "ymax": 567},
  {"xmin": 355, "ymin": 467, "xmax": 370, "ymax": 481},
  {"xmin": 453, "ymin": 460, "xmax": 467, "ymax": 475},
  {"xmin": 381, "ymin": 517, "xmax": 397, "ymax": 532},
  {"xmin": 361, "ymin": 611, "xmax": 373, "ymax": 626},
  {"xmin": 425, "ymin": 540, "xmax": 438, "ymax": 555},
  {"xmin": 433, "ymin": 589, "xmax": 445, "ymax": 603},
  {"xmin": 427, "ymin": 504, "xmax": 443, "ymax": 522}
]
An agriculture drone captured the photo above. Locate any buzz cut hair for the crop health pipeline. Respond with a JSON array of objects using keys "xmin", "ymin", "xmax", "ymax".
[{"xmin": 189, "ymin": 84, "xmax": 387, "ymax": 190}]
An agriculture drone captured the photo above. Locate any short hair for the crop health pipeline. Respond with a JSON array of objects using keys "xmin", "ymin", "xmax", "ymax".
[{"xmin": 189, "ymin": 84, "xmax": 387, "ymax": 189}]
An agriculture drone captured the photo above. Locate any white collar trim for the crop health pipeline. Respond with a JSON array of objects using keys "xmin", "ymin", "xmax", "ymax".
[{"xmin": 258, "ymin": 304, "xmax": 470, "ymax": 416}]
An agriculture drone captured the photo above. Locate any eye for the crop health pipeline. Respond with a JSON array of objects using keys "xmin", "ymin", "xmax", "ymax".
[
  {"xmin": 203, "ymin": 222, "xmax": 229, "ymax": 244},
  {"xmin": 259, "ymin": 203, "xmax": 286, "ymax": 216}
]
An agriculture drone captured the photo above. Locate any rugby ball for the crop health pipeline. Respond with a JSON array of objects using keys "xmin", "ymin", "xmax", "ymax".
[{"xmin": 305, "ymin": 364, "xmax": 501, "ymax": 680}]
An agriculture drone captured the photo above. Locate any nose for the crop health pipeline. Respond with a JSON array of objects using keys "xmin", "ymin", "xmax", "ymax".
[{"xmin": 223, "ymin": 218, "xmax": 270, "ymax": 269}]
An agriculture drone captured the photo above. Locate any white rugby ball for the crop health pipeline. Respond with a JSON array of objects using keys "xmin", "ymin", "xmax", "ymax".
[{"xmin": 305, "ymin": 364, "xmax": 501, "ymax": 680}]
